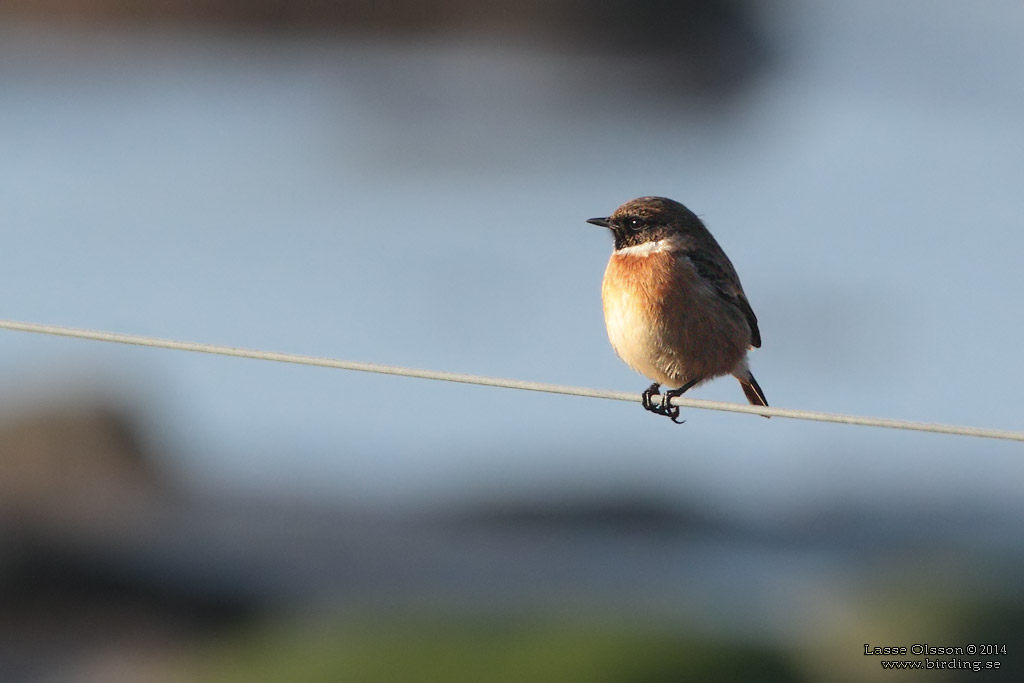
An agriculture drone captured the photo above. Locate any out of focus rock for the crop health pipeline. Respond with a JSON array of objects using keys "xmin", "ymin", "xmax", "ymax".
[
  {"xmin": 0, "ymin": 0, "xmax": 768, "ymax": 98},
  {"xmin": 0, "ymin": 405, "xmax": 165, "ymax": 533}
]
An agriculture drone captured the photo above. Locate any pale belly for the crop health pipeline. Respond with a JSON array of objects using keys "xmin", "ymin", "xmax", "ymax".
[{"xmin": 602, "ymin": 284, "xmax": 685, "ymax": 386}]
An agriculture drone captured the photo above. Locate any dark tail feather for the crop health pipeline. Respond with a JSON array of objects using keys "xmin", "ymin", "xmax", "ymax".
[{"xmin": 738, "ymin": 373, "xmax": 770, "ymax": 418}]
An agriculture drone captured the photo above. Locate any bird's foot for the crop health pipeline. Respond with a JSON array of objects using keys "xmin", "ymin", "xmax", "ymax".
[
  {"xmin": 641, "ymin": 383, "xmax": 661, "ymax": 412},
  {"xmin": 641, "ymin": 383, "xmax": 684, "ymax": 424},
  {"xmin": 660, "ymin": 387, "xmax": 686, "ymax": 424}
]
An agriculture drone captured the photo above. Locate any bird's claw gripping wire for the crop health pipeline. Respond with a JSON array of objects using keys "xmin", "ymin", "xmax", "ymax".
[{"xmin": 641, "ymin": 383, "xmax": 685, "ymax": 424}]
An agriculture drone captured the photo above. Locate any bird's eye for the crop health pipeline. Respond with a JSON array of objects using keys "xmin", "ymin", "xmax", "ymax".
[{"xmin": 628, "ymin": 217, "xmax": 644, "ymax": 231}]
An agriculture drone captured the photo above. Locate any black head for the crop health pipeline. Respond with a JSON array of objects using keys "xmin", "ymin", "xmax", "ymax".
[{"xmin": 587, "ymin": 196, "xmax": 704, "ymax": 251}]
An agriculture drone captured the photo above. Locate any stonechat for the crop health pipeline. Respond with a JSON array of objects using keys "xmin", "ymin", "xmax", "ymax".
[{"xmin": 588, "ymin": 196, "xmax": 768, "ymax": 422}]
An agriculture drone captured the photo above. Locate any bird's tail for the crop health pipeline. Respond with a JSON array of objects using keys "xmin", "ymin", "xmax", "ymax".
[{"xmin": 737, "ymin": 372, "xmax": 770, "ymax": 418}]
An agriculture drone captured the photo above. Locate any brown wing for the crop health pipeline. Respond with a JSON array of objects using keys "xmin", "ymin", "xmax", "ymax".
[
  {"xmin": 684, "ymin": 249, "xmax": 762, "ymax": 349},
  {"xmin": 734, "ymin": 293, "xmax": 761, "ymax": 348}
]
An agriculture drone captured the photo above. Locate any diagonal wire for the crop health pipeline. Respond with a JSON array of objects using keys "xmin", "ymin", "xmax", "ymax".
[{"xmin": 0, "ymin": 318, "xmax": 1021, "ymax": 442}]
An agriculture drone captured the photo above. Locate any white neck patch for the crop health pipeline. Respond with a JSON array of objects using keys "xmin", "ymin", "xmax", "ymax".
[{"xmin": 615, "ymin": 239, "xmax": 671, "ymax": 257}]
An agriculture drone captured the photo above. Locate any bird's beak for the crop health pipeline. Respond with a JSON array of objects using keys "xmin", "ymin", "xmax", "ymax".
[{"xmin": 587, "ymin": 216, "xmax": 611, "ymax": 228}]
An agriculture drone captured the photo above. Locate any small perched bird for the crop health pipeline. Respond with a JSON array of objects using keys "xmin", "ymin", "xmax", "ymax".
[{"xmin": 588, "ymin": 196, "xmax": 768, "ymax": 422}]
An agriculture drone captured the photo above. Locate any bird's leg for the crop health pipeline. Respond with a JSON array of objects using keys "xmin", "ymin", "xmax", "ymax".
[
  {"xmin": 658, "ymin": 378, "xmax": 701, "ymax": 424},
  {"xmin": 641, "ymin": 383, "xmax": 661, "ymax": 412}
]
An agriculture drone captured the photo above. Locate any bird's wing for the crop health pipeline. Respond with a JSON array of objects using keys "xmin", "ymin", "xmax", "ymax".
[
  {"xmin": 733, "ymin": 293, "xmax": 761, "ymax": 348},
  {"xmin": 684, "ymin": 249, "xmax": 762, "ymax": 349}
]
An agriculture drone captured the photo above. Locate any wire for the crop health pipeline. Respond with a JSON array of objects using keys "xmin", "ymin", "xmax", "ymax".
[{"xmin": 0, "ymin": 318, "xmax": 1021, "ymax": 443}]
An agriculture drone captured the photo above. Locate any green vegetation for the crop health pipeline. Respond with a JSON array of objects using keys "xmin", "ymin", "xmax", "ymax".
[{"xmin": 191, "ymin": 616, "xmax": 799, "ymax": 683}]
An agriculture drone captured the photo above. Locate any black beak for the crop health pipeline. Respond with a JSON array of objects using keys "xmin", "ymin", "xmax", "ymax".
[{"xmin": 587, "ymin": 216, "xmax": 611, "ymax": 228}]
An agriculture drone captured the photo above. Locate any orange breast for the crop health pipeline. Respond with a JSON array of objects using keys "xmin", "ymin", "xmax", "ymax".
[
  {"xmin": 601, "ymin": 251, "xmax": 682, "ymax": 386},
  {"xmin": 601, "ymin": 250, "xmax": 749, "ymax": 387}
]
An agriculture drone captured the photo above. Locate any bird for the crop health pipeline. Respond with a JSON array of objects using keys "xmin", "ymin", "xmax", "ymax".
[{"xmin": 588, "ymin": 196, "xmax": 768, "ymax": 422}]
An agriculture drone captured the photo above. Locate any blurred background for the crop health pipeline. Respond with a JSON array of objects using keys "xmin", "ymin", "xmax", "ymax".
[{"xmin": 1, "ymin": 0, "xmax": 1023, "ymax": 680}]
